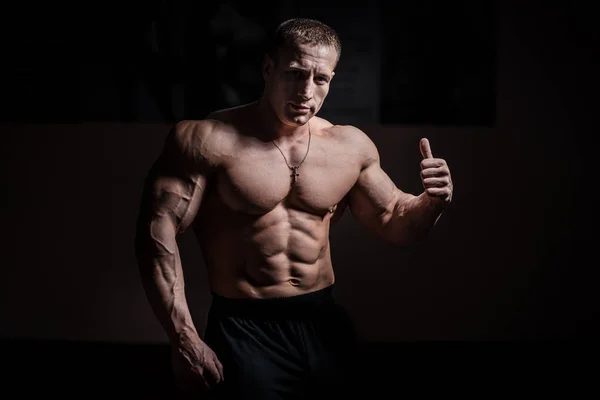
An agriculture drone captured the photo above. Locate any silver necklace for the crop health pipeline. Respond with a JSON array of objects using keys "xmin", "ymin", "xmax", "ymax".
[{"xmin": 271, "ymin": 123, "xmax": 312, "ymax": 184}]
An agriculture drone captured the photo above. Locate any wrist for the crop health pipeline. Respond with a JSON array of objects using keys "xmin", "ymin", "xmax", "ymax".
[
  {"xmin": 421, "ymin": 191, "xmax": 449, "ymax": 211},
  {"xmin": 170, "ymin": 325, "xmax": 201, "ymax": 348}
]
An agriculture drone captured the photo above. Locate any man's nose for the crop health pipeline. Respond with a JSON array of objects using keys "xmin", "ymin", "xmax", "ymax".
[{"xmin": 297, "ymin": 78, "xmax": 314, "ymax": 100}]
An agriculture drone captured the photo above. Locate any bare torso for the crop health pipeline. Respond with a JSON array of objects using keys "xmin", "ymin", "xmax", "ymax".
[{"xmin": 192, "ymin": 105, "xmax": 364, "ymax": 298}]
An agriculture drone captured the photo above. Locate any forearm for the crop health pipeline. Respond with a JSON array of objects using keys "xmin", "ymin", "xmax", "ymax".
[
  {"xmin": 135, "ymin": 217, "xmax": 202, "ymax": 347},
  {"xmin": 384, "ymin": 190, "xmax": 446, "ymax": 245}
]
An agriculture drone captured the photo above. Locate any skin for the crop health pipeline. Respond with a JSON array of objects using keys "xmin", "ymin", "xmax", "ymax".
[{"xmin": 135, "ymin": 42, "xmax": 453, "ymax": 393}]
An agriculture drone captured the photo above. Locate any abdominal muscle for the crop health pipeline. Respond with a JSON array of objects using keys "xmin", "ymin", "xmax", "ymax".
[{"xmin": 194, "ymin": 201, "xmax": 336, "ymax": 299}]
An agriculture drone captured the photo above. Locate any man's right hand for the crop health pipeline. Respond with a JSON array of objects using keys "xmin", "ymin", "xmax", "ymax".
[{"xmin": 171, "ymin": 340, "xmax": 224, "ymax": 393}]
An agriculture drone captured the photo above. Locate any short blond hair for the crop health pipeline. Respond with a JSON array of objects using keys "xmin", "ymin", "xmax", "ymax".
[{"xmin": 267, "ymin": 18, "xmax": 342, "ymax": 66}]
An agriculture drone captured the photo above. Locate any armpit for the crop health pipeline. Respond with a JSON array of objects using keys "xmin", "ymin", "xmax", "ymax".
[{"xmin": 330, "ymin": 196, "xmax": 349, "ymax": 225}]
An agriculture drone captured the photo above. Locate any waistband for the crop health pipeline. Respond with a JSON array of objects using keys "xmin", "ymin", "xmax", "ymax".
[{"xmin": 209, "ymin": 285, "xmax": 336, "ymax": 319}]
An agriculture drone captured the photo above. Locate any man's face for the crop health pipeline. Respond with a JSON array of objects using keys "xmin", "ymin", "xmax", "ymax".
[{"xmin": 263, "ymin": 43, "xmax": 337, "ymax": 127}]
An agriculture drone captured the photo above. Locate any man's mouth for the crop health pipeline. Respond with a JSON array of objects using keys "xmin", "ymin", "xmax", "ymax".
[{"xmin": 289, "ymin": 103, "xmax": 310, "ymax": 112}]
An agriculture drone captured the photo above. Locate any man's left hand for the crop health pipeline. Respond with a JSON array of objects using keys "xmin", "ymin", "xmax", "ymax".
[{"xmin": 419, "ymin": 138, "xmax": 453, "ymax": 204}]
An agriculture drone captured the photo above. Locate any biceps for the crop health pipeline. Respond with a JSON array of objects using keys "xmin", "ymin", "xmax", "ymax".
[
  {"xmin": 149, "ymin": 214, "xmax": 178, "ymax": 256},
  {"xmin": 136, "ymin": 175, "xmax": 193, "ymax": 263},
  {"xmin": 348, "ymin": 164, "xmax": 410, "ymax": 229},
  {"xmin": 140, "ymin": 165, "xmax": 208, "ymax": 234},
  {"xmin": 350, "ymin": 164, "xmax": 396, "ymax": 218},
  {"xmin": 160, "ymin": 177, "xmax": 206, "ymax": 232},
  {"xmin": 151, "ymin": 176, "xmax": 194, "ymax": 219}
]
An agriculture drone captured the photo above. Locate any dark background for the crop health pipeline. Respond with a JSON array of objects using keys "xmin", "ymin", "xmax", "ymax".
[
  {"xmin": 1, "ymin": 0, "xmax": 597, "ymax": 396},
  {"xmin": 4, "ymin": 0, "xmax": 495, "ymax": 125}
]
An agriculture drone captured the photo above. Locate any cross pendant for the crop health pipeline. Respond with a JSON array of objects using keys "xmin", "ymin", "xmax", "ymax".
[{"xmin": 290, "ymin": 167, "xmax": 299, "ymax": 183}]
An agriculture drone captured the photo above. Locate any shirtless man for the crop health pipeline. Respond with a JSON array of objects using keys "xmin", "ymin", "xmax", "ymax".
[{"xmin": 135, "ymin": 18, "xmax": 453, "ymax": 399}]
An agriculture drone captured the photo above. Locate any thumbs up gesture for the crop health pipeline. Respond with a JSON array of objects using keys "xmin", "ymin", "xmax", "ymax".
[{"xmin": 419, "ymin": 138, "xmax": 453, "ymax": 204}]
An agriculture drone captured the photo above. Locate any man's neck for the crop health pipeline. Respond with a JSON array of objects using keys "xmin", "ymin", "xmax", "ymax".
[{"xmin": 255, "ymin": 99, "xmax": 310, "ymax": 142}]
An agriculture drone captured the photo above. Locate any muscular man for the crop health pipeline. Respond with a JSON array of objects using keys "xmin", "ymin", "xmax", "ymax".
[{"xmin": 135, "ymin": 18, "xmax": 453, "ymax": 399}]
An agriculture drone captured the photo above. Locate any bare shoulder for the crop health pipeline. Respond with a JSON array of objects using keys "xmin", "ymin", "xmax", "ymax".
[
  {"xmin": 171, "ymin": 119, "xmax": 214, "ymax": 147},
  {"xmin": 170, "ymin": 115, "xmax": 238, "ymax": 168},
  {"xmin": 169, "ymin": 120, "xmax": 217, "ymax": 166},
  {"xmin": 205, "ymin": 103, "xmax": 257, "ymax": 139},
  {"xmin": 319, "ymin": 119, "xmax": 379, "ymax": 168},
  {"xmin": 205, "ymin": 103, "xmax": 273, "ymax": 148}
]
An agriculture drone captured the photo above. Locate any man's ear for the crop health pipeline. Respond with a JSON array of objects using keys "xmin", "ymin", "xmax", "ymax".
[{"xmin": 263, "ymin": 54, "xmax": 274, "ymax": 82}]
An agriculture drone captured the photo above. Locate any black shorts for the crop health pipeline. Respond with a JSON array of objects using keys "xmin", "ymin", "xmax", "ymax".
[{"xmin": 203, "ymin": 285, "xmax": 358, "ymax": 400}]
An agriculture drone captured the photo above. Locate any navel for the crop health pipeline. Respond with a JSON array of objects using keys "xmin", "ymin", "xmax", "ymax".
[{"xmin": 289, "ymin": 278, "xmax": 301, "ymax": 286}]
